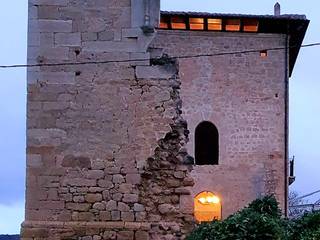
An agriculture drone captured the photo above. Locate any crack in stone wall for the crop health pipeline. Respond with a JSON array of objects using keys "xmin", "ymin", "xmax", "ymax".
[{"xmin": 137, "ymin": 59, "xmax": 196, "ymax": 240}]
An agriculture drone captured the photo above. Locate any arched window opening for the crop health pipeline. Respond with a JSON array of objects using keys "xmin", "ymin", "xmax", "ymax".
[
  {"xmin": 194, "ymin": 191, "xmax": 222, "ymax": 222},
  {"xmin": 195, "ymin": 121, "xmax": 219, "ymax": 165}
]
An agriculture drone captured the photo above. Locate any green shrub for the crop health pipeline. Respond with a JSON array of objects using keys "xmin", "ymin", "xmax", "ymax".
[
  {"xmin": 187, "ymin": 196, "xmax": 320, "ymax": 240},
  {"xmin": 288, "ymin": 211, "xmax": 320, "ymax": 240}
]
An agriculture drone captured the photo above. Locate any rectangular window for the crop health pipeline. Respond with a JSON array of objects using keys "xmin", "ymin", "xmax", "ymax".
[
  {"xmin": 243, "ymin": 19, "xmax": 259, "ymax": 32},
  {"xmin": 208, "ymin": 18, "xmax": 222, "ymax": 31},
  {"xmin": 189, "ymin": 18, "xmax": 204, "ymax": 30},
  {"xmin": 159, "ymin": 16, "xmax": 169, "ymax": 29},
  {"xmin": 171, "ymin": 16, "xmax": 186, "ymax": 30},
  {"xmin": 225, "ymin": 19, "xmax": 240, "ymax": 31}
]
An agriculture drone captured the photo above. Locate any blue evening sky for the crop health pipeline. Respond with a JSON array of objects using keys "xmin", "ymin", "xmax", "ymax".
[{"xmin": 0, "ymin": 0, "xmax": 319, "ymax": 234}]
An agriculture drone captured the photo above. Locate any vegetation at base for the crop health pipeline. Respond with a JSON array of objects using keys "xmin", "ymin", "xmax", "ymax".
[
  {"xmin": 0, "ymin": 235, "xmax": 20, "ymax": 240},
  {"xmin": 187, "ymin": 196, "xmax": 320, "ymax": 240}
]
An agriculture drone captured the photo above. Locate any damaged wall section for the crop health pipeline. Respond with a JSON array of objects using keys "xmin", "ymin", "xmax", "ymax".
[{"xmin": 23, "ymin": 52, "xmax": 195, "ymax": 239}]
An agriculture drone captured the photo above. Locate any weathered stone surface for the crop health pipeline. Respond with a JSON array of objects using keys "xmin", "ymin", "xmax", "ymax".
[
  {"xmin": 135, "ymin": 231, "xmax": 149, "ymax": 240},
  {"xmin": 158, "ymin": 204, "xmax": 176, "ymax": 215},
  {"xmin": 93, "ymin": 202, "xmax": 105, "ymax": 210},
  {"xmin": 85, "ymin": 194, "xmax": 103, "ymax": 203},
  {"xmin": 117, "ymin": 231, "xmax": 134, "ymax": 240},
  {"xmin": 122, "ymin": 194, "xmax": 139, "ymax": 203}
]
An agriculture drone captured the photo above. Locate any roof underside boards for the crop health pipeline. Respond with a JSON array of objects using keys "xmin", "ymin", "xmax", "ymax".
[{"xmin": 160, "ymin": 11, "xmax": 310, "ymax": 77}]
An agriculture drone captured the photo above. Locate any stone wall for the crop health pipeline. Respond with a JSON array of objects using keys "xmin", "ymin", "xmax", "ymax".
[
  {"xmin": 151, "ymin": 30, "xmax": 288, "ymax": 217},
  {"xmin": 24, "ymin": 0, "xmax": 198, "ymax": 239},
  {"xmin": 24, "ymin": 0, "xmax": 290, "ymax": 239}
]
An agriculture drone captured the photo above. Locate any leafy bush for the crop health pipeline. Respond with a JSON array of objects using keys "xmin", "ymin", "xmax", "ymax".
[
  {"xmin": 288, "ymin": 211, "xmax": 320, "ymax": 240},
  {"xmin": 187, "ymin": 196, "xmax": 320, "ymax": 240}
]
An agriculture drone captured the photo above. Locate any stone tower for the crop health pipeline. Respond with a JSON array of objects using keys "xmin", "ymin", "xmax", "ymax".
[{"xmin": 22, "ymin": 0, "xmax": 309, "ymax": 239}]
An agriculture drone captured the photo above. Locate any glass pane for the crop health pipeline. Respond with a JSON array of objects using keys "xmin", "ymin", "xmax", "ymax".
[
  {"xmin": 243, "ymin": 19, "xmax": 259, "ymax": 32},
  {"xmin": 225, "ymin": 19, "xmax": 240, "ymax": 31},
  {"xmin": 171, "ymin": 16, "xmax": 186, "ymax": 29},
  {"xmin": 159, "ymin": 22, "xmax": 168, "ymax": 29},
  {"xmin": 208, "ymin": 18, "xmax": 222, "ymax": 31},
  {"xmin": 189, "ymin": 18, "xmax": 204, "ymax": 30}
]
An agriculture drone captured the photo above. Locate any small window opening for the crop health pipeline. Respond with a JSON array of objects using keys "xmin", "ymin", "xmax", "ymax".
[
  {"xmin": 194, "ymin": 191, "xmax": 222, "ymax": 222},
  {"xmin": 208, "ymin": 18, "xmax": 222, "ymax": 31},
  {"xmin": 159, "ymin": 16, "xmax": 169, "ymax": 29},
  {"xmin": 260, "ymin": 50, "xmax": 268, "ymax": 58},
  {"xmin": 189, "ymin": 18, "xmax": 204, "ymax": 30},
  {"xmin": 195, "ymin": 121, "xmax": 219, "ymax": 165},
  {"xmin": 171, "ymin": 16, "xmax": 186, "ymax": 30},
  {"xmin": 243, "ymin": 19, "xmax": 259, "ymax": 32},
  {"xmin": 225, "ymin": 19, "xmax": 240, "ymax": 31}
]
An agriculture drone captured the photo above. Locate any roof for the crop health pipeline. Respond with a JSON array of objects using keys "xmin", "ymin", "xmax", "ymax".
[
  {"xmin": 160, "ymin": 11, "xmax": 310, "ymax": 76},
  {"xmin": 161, "ymin": 11, "xmax": 307, "ymax": 20}
]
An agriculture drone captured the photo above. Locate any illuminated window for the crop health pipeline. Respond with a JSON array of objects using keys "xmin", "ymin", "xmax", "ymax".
[
  {"xmin": 159, "ymin": 16, "xmax": 169, "ymax": 29},
  {"xmin": 208, "ymin": 18, "xmax": 222, "ymax": 31},
  {"xmin": 171, "ymin": 16, "xmax": 186, "ymax": 30},
  {"xmin": 225, "ymin": 19, "xmax": 240, "ymax": 31},
  {"xmin": 243, "ymin": 19, "xmax": 259, "ymax": 32},
  {"xmin": 195, "ymin": 121, "xmax": 219, "ymax": 165},
  {"xmin": 189, "ymin": 18, "xmax": 204, "ymax": 30},
  {"xmin": 260, "ymin": 50, "xmax": 268, "ymax": 57},
  {"xmin": 194, "ymin": 192, "xmax": 222, "ymax": 222}
]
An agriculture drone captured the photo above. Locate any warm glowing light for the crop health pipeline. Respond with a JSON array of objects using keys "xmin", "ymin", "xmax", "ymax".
[
  {"xmin": 171, "ymin": 16, "xmax": 186, "ymax": 30},
  {"xmin": 194, "ymin": 191, "xmax": 222, "ymax": 222},
  {"xmin": 208, "ymin": 18, "xmax": 222, "ymax": 31},
  {"xmin": 189, "ymin": 18, "xmax": 204, "ymax": 30},
  {"xmin": 198, "ymin": 195, "xmax": 220, "ymax": 204},
  {"xmin": 260, "ymin": 50, "xmax": 268, "ymax": 58},
  {"xmin": 225, "ymin": 19, "xmax": 240, "ymax": 31},
  {"xmin": 207, "ymin": 196, "xmax": 220, "ymax": 204},
  {"xmin": 243, "ymin": 19, "xmax": 259, "ymax": 32}
]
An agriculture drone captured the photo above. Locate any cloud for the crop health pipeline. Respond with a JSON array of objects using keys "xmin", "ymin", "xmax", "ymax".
[{"xmin": 0, "ymin": 202, "xmax": 24, "ymax": 234}]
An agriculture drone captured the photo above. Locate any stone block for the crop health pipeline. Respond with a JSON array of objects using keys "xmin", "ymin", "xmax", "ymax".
[
  {"xmin": 125, "ymin": 174, "xmax": 141, "ymax": 184},
  {"xmin": 135, "ymin": 231, "xmax": 149, "ymax": 240},
  {"xmin": 66, "ymin": 203, "xmax": 91, "ymax": 211},
  {"xmin": 112, "ymin": 174, "xmax": 125, "ymax": 184},
  {"xmin": 133, "ymin": 203, "xmax": 145, "ymax": 212},
  {"xmin": 78, "ymin": 212, "xmax": 95, "ymax": 221},
  {"xmin": 27, "ymin": 154, "xmax": 43, "ymax": 167},
  {"xmin": 135, "ymin": 211, "xmax": 146, "ymax": 222},
  {"xmin": 122, "ymin": 194, "xmax": 138, "ymax": 203},
  {"xmin": 121, "ymin": 211, "xmax": 134, "ymax": 221},
  {"xmin": 98, "ymin": 180, "xmax": 114, "ymax": 189},
  {"xmin": 93, "ymin": 202, "xmax": 106, "ymax": 210},
  {"xmin": 158, "ymin": 204, "xmax": 176, "ymax": 215},
  {"xmin": 117, "ymin": 231, "xmax": 134, "ymax": 240},
  {"xmin": 38, "ymin": 19, "xmax": 72, "ymax": 33},
  {"xmin": 111, "ymin": 210, "xmax": 121, "ymax": 221},
  {"xmin": 85, "ymin": 193, "xmax": 103, "ymax": 203},
  {"xmin": 62, "ymin": 178, "xmax": 96, "ymax": 187},
  {"xmin": 82, "ymin": 41, "xmax": 138, "ymax": 53},
  {"xmin": 55, "ymin": 32, "xmax": 81, "ymax": 46},
  {"xmin": 39, "ymin": 72, "xmax": 75, "ymax": 85},
  {"xmin": 87, "ymin": 170, "xmax": 105, "ymax": 179},
  {"xmin": 100, "ymin": 211, "xmax": 111, "ymax": 221},
  {"xmin": 119, "ymin": 184, "xmax": 133, "ymax": 193},
  {"xmin": 105, "ymin": 200, "xmax": 117, "ymax": 211},
  {"xmin": 118, "ymin": 202, "xmax": 130, "ymax": 211},
  {"xmin": 103, "ymin": 231, "xmax": 116, "ymax": 240}
]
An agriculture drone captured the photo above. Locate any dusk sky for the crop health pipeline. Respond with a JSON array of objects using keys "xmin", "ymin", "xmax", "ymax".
[{"xmin": 0, "ymin": 0, "xmax": 319, "ymax": 234}]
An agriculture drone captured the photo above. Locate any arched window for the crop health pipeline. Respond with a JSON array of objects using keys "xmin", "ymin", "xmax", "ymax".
[
  {"xmin": 194, "ymin": 191, "xmax": 222, "ymax": 222},
  {"xmin": 195, "ymin": 121, "xmax": 219, "ymax": 165}
]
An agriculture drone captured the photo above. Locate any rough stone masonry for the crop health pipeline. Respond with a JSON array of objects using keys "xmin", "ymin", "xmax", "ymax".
[{"xmin": 22, "ymin": 0, "xmax": 309, "ymax": 239}]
